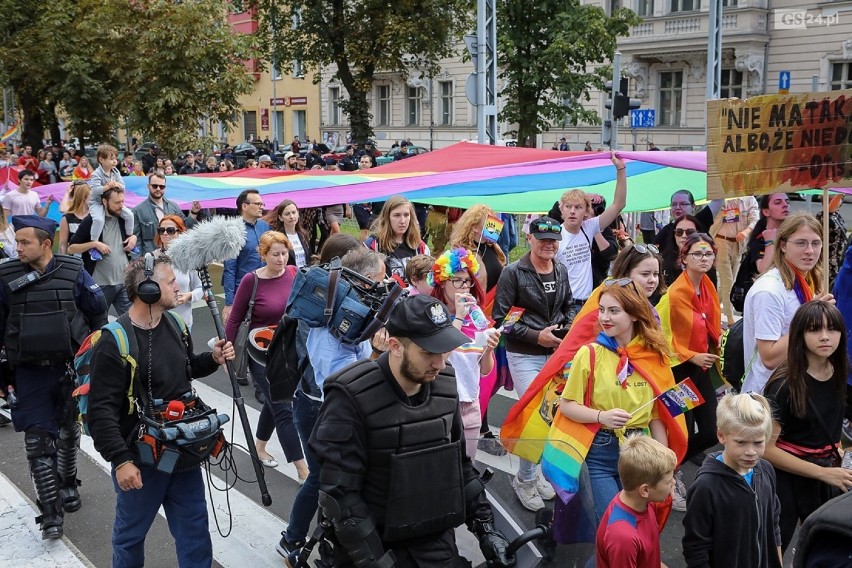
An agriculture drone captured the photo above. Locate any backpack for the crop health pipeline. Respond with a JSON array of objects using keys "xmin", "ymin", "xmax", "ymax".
[
  {"xmin": 720, "ymin": 318, "xmax": 760, "ymax": 392},
  {"xmin": 729, "ymin": 253, "xmax": 757, "ymax": 312},
  {"xmin": 72, "ymin": 311, "xmax": 188, "ymax": 435},
  {"xmin": 266, "ymin": 314, "xmax": 308, "ymax": 402}
]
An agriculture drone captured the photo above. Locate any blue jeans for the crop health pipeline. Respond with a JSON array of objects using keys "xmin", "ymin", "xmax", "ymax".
[
  {"xmin": 586, "ymin": 430, "xmax": 621, "ymax": 523},
  {"xmin": 285, "ymin": 390, "xmax": 322, "ymax": 544},
  {"xmin": 506, "ymin": 351, "xmax": 550, "ymax": 482},
  {"xmin": 100, "ymin": 284, "xmax": 133, "ymax": 316},
  {"xmin": 111, "ymin": 465, "xmax": 211, "ymax": 568},
  {"xmin": 248, "ymin": 359, "xmax": 303, "ymax": 462}
]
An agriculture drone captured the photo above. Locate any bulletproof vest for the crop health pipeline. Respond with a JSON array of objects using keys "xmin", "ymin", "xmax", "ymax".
[
  {"xmin": 0, "ymin": 255, "xmax": 87, "ymax": 365},
  {"xmin": 328, "ymin": 360, "xmax": 464, "ymax": 541}
]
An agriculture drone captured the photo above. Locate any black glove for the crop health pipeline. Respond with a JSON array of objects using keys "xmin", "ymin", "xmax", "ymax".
[{"xmin": 475, "ymin": 521, "xmax": 515, "ymax": 567}]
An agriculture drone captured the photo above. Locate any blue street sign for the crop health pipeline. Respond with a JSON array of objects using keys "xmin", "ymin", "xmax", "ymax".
[
  {"xmin": 779, "ymin": 71, "xmax": 791, "ymax": 92},
  {"xmin": 629, "ymin": 109, "xmax": 655, "ymax": 128}
]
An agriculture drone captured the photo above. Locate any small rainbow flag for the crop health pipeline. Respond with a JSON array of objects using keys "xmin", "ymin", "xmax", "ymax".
[
  {"xmin": 0, "ymin": 122, "xmax": 19, "ymax": 142},
  {"xmin": 658, "ymin": 378, "xmax": 705, "ymax": 418},
  {"xmin": 481, "ymin": 214, "xmax": 504, "ymax": 243}
]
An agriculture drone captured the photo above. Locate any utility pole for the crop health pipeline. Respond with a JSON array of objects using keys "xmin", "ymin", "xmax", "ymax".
[
  {"xmin": 601, "ymin": 51, "xmax": 622, "ymax": 150},
  {"xmin": 476, "ymin": 0, "xmax": 497, "ymax": 144}
]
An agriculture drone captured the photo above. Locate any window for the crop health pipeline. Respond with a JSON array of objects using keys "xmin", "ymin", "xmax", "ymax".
[
  {"xmin": 272, "ymin": 111, "xmax": 285, "ymax": 144},
  {"xmin": 830, "ymin": 63, "xmax": 852, "ymax": 90},
  {"xmin": 669, "ymin": 0, "xmax": 695, "ymax": 12},
  {"xmin": 243, "ymin": 110, "xmax": 257, "ymax": 141},
  {"xmin": 637, "ymin": 0, "xmax": 653, "ymax": 16},
  {"xmin": 271, "ymin": 64, "xmax": 282, "ymax": 81},
  {"xmin": 721, "ymin": 0, "xmax": 737, "ymax": 6},
  {"xmin": 658, "ymin": 71, "xmax": 683, "ymax": 126},
  {"xmin": 720, "ymin": 69, "xmax": 744, "ymax": 99},
  {"xmin": 407, "ymin": 87, "xmax": 421, "ymax": 126},
  {"xmin": 292, "ymin": 110, "xmax": 306, "ymax": 140},
  {"xmin": 377, "ymin": 85, "xmax": 391, "ymax": 126},
  {"xmin": 610, "ymin": 0, "xmax": 622, "ymax": 13},
  {"xmin": 292, "ymin": 60, "xmax": 304, "ymax": 79},
  {"xmin": 329, "ymin": 87, "xmax": 341, "ymax": 125},
  {"xmin": 439, "ymin": 81, "xmax": 453, "ymax": 126}
]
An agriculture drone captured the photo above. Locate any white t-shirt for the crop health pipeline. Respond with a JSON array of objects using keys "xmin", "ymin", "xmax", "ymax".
[
  {"xmin": 556, "ymin": 217, "xmax": 601, "ymax": 300},
  {"xmin": 287, "ymin": 232, "xmax": 307, "ymax": 267},
  {"xmin": 1, "ymin": 190, "xmax": 40, "ymax": 216},
  {"xmin": 741, "ymin": 268, "xmax": 800, "ymax": 393},
  {"xmin": 448, "ymin": 322, "xmax": 491, "ymax": 402}
]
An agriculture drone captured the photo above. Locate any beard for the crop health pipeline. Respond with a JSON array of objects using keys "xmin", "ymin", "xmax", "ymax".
[{"xmin": 399, "ymin": 350, "xmax": 439, "ymax": 386}]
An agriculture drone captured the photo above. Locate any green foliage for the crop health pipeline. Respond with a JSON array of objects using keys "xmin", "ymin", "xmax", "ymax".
[
  {"xmin": 0, "ymin": 0, "xmax": 255, "ymax": 155},
  {"xmin": 497, "ymin": 0, "xmax": 639, "ymax": 145},
  {"xmin": 256, "ymin": 0, "xmax": 474, "ymax": 142}
]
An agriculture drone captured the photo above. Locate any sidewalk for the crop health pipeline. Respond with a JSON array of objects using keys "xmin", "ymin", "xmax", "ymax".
[{"xmin": 0, "ymin": 472, "xmax": 93, "ymax": 568}]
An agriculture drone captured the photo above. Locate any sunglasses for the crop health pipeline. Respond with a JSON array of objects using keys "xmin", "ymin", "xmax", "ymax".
[
  {"xmin": 534, "ymin": 222, "xmax": 561, "ymax": 234},
  {"xmin": 157, "ymin": 227, "xmax": 180, "ymax": 235},
  {"xmin": 149, "ymin": 184, "xmax": 166, "ymax": 189},
  {"xmin": 674, "ymin": 228, "xmax": 697, "ymax": 237},
  {"xmin": 632, "ymin": 243, "xmax": 659, "ymax": 254},
  {"xmin": 604, "ymin": 278, "xmax": 634, "ymax": 288}
]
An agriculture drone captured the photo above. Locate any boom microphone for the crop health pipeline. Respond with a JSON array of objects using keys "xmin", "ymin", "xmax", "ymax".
[{"xmin": 168, "ymin": 216, "xmax": 247, "ymax": 273}]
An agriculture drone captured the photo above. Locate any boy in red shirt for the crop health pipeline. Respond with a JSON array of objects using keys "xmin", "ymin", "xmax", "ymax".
[{"xmin": 596, "ymin": 435, "xmax": 676, "ymax": 568}]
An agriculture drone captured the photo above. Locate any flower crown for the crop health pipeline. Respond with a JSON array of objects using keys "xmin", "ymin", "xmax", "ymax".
[{"xmin": 428, "ymin": 247, "xmax": 480, "ymax": 287}]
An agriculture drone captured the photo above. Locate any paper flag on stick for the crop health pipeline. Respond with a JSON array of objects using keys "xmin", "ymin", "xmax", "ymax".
[
  {"xmin": 658, "ymin": 378, "xmax": 705, "ymax": 418},
  {"xmin": 481, "ymin": 215, "xmax": 505, "ymax": 243},
  {"xmin": 500, "ymin": 307, "xmax": 525, "ymax": 331}
]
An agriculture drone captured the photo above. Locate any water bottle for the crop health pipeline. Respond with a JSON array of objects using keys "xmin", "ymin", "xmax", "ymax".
[
  {"xmin": 89, "ymin": 248, "xmax": 103, "ymax": 260},
  {"xmin": 6, "ymin": 385, "xmax": 18, "ymax": 410},
  {"xmin": 467, "ymin": 302, "xmax": 489, "ymax": 330}
]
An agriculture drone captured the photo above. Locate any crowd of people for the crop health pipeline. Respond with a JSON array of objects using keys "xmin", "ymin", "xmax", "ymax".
[{"xmin": 1, "ymin": 138, "xmax": 851, "ymax": 568}]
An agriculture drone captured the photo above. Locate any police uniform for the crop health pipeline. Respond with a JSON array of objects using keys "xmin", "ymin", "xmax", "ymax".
[
  {"xmin": 311, "ymin": 295, "xmax": 513, "ymax": 568},
  {"xmin": 0, "ymin": 215, "xmax": 107, "ymax": 539}
]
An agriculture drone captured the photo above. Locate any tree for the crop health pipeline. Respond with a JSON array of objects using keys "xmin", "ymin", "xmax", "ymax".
[
  {"xmin": 497, "ymin": 0, "xmax": 639, "ymax": 146},
  {"xmin": 256, "ymin": 0, "xmax": 473, "ymax": 143}
]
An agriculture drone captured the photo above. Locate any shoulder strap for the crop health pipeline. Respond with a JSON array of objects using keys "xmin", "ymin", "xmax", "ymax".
[
  {"xmin": 584, "ymin": 343, "xmax": 596, "ymax": 408},
  {"xmin": 109, "ymin": 313, "xmax": 139, "ymax": 417},
  {"xmin": 243, "ymin": 271, "xmax": 260, "ymax": 323},
  {"xmin": 579, "ymin": 226, "xmax": 591, "ymax": 249},
  {"xmin": 164, "ymin": 310, "xmax": 192, "ymax": 382},
  {"xmin": 325, "ymin": 260, "xmax": 343, "ymax": 325},
  {"xmin": 805, "ymin": 395, "xmax": 843, "ymax": 457}
]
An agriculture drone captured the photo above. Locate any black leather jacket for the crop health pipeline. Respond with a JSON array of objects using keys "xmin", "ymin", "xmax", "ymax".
[{"xmin": 493, "ymin": 252, "xmax": 578, "ymax": 355}]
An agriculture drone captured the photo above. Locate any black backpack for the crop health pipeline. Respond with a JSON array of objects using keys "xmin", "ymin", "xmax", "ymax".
[
  {"xmin": 266, "ymin": 314, "xmax": 307, "ymax": 402},
  {"xmin": 730, "ymin": 254, "xmax": 757, "ymax": 313},
  {"xmin": 720, "ymin": 318, "xmax": 746, "ymax": 391}
]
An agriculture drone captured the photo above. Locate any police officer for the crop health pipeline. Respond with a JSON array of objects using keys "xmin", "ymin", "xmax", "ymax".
[
  {"xmin": 311, "ymin": 294, "xmax": 515, "ymax": 567},
  {"xmin": 0, "ymin": 215, "xmax": 107, "ymax": 539}
]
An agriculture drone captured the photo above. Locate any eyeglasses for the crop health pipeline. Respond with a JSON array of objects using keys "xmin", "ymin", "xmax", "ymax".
[
  {"xmin": 149, "ymin": 184, "xmax": 166, "ymax": 189},
  {"xmin": 671, "ymin": 201, "xmax": 692, "ymax": 209},
  {"xmin": 247, "ymin": 201, "xmax": 265, "ymax": 207},
  {"xmin": 449, "ymin": 277, "xmax": 474, "ymax": 289},
  {"xmin": 632, "ymin": 243, "xmax": 659, "ymax": 254},
  {"xmin": 157, "ymin": 226, "xmax": 180, "ymax": 235},
  {"xmin": 534, "ymin": 222, "xmax": 561, "ymax": 234},
  {"xmin": 688, "ymin": 252, "xmax": 716, "ymax": 260},
  {"xmin": 674, "ymin": 228, "xmax": 697, "ymax": 237},
  {"xmin": 786, "ymin": 239, "xmax": 822, "ymax": 250}
]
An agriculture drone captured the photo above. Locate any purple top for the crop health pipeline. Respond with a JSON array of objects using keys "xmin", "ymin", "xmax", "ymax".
[{"xmin": 225, "ymin": 266, "xmax": 297, "ymax": 341}]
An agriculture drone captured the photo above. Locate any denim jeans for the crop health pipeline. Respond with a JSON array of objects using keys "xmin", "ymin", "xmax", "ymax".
[
  {"xmin": 111, "ymin": 465, "xmax": 211, "ymax": 568},
  {"xmin": 248, "ymin": 359, "xmax": 303, "ymax": 462},
  {"xmin": 586, "ymin": 430, "xmax": 622, "ymax": 523},
  {"xmin": 506, "ymin": 351, "xmax": 550, "ymax": 482},
  {"xmin": 284, "ymin": 390, "xmax": 322, "ymax": 544},
  {"xmin": 100, "ymin": 284, "xmax": 133, "ymax": 316}
]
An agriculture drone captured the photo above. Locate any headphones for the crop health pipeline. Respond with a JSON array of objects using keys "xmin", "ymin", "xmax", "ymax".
[{"xmin": 137, "ymin": 253, "xmax": 161, "ymax": 305}]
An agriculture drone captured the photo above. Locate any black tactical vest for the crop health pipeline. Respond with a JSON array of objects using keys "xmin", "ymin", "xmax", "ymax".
[
  {"xmin": 0, "ymin": 255, "xmax": 87, "ymax": 365},
  {"xmin": 327, "ymin": 360, "xmax": 465, "ymax": 542}
]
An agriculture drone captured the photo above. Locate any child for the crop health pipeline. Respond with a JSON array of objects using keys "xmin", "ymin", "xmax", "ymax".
[
  {"xmin": 87, "ymin": 144, "xmax": 134, "ymax": 242},
  {"xmin": 404, "ymin": 254, "xmax": 434, "ymax": 296},
  {"xmin": 596, "ymin": 435, "xmax": 677, "ymax": 568},
  {"xmin": 682, "ymin": 393, "xmax": 782, "ymax": 568}
]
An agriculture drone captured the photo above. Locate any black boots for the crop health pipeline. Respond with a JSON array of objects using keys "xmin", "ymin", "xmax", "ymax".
[
  {"xmin": 25, "ymin": 429, "xmax": 64, "ymax": 540},
  {"xmin": 56, "ymin": 422, "xmax": 82, "ymax": 512}
]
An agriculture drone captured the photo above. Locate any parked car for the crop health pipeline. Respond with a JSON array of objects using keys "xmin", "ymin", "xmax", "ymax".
[
  {"xmin": 376, "ymin": 145, "xmax": 428, "ymax": 165},
  {"xmin": 233, "ymin": 142, "xmax": 271, "ymax": 160}
]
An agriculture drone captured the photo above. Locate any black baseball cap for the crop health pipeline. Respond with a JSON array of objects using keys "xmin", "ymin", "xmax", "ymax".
[
  {"xmin": 529, "ymin": 216, "xmax": 562, "ymax": 240},
  {"xmin": 385, "ymin": 295, "xmax": 468, "ymax": 354}
]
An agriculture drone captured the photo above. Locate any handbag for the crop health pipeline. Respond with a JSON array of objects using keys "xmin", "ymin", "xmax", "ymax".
[{"xmin": 233, "ymin": 271, "xmax": 259, "ymax": 381}]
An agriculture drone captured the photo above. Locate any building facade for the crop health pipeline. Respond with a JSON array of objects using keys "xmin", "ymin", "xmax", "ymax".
[{"xmin": 316, "ymin": 1, "xmax": 852, "ymax": 152}]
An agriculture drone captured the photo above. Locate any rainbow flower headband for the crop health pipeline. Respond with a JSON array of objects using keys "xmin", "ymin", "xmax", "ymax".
[{"xmin": 428, "ymin": 247, "xmax": 480, "ymax": 286}]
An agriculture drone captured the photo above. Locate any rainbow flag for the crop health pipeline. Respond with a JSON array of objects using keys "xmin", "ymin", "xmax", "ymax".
[
  {"xmin": 0, "ymin": 122, "xmax": 19, "ymax": 142},
  {"xmin": 658, "ymin": 378, "xmax": 706, "ymax": 418},
  {"xmin": 481, "ymin": 214, "xmax": 504, "ymax": 243}
]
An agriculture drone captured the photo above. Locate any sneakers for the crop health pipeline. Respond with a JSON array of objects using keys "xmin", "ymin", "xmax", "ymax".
[
  {"xmin": 513, "ymin": 475, "xmax": 545, "ymax": 511},
  {"xmin": 672, "ymin": 469, "xmax": 687, "ymax": 512},
  {"xmin": 535, "ymin": 476, "xmax": 556, "ymax": 501},
  {"xmin": 276, "ymin": 533, "xmax": 304, "ymax": 568},
  {"xmin": 477, "ymin": 434, "xmax": 507, "ymax": 457}
]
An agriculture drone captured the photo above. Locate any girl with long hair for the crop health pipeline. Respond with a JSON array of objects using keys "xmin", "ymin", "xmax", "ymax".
[
  {"xmin": 763, "ymin": 300, "xmax": 852, "ymax": 550},
  {"xmin": 364, "ymin": 194, "xmax": 429, "ymax": 282},
  {"xmin": 429, "ymin": 248, "xmax": 501, "ymax": 461},
  {"xmin": 264, "ymin": 199, "xmax": 311, "ymax": 267},
  {"xmin": 555, "ymin": 281, "xmax": 685, "ymax": 523},
  {"xmin": 657, "ymin": 233, "xmax": 722, "ymax": 509},
  {"xmin": 742, "ymin": 212, "xmax": 829, "ymax": 394},
  {"xmin": 662, "ymin": 214, "xmax": 716, "ymax": 286},
  {"xmin": 72, "ymin": 155, "xmax": 92, "ymax": 180},
  {"xmin": 448, "ymin": 204, "xmax": 507, "ymax": 292},
  {"xmin": 59, "ymin": 182, "xmax": 91, "ymax": 254},
  {"xmin": 225, "ymin": 231, "xmax": 308, "ymax": 481},
  {"xmin": 154, "ymin": 215, "xmax": 202, "ymax": 328}
]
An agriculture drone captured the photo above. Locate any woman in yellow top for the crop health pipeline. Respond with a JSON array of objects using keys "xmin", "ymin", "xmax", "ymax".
[{"xmin": 559, "ymin": 280, "xmax": 676, "ymax": 522}]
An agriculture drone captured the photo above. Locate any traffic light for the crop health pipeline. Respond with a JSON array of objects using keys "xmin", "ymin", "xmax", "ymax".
[
  {"xmin": 604, "ymin": 78, "xmax": 632, "ymax": 117},
  {"xmin": 613, "ymin": 94, "xmax": 642, "ymax": 120}
]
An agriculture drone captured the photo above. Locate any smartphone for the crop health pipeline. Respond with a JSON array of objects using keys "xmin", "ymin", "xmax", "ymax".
[
  {"xmin": 552, "ymin": 326, "xmax": 570, "ymax": 340},
  {"xmin": 842, "ymin": 450, "xmax": 852, "ymax": 470}
]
